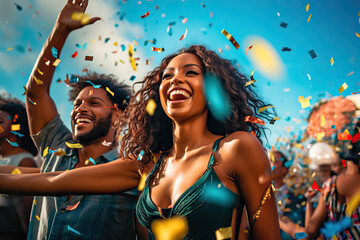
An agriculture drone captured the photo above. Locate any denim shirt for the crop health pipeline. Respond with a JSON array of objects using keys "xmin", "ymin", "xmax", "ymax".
[{"xmin": 28, "ymin": 115, "xmax": 138, "ymax": 240}]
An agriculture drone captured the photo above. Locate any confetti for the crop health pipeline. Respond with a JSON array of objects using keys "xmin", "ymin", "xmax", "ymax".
[
  {"xmin": 52, "ymin": 58, "xmax": 61, "ymax": 67},
  {"xmin": 87, "ymin": 157, "xmax": 96, "ymax": 165},
  {"xmin": 6, "ymin": 47, "xmax": 13, "ymax": 52},
  {"xmin": 221, "ymin": 29, "xmax": 240, "ymax": 49},
  {"xmin": 179, "ymin": 28, "xmax": 188, "ymax": 41},
  {"xmin": 138, "ymin": 173, "xmax": 147, "ymax": 191},
  {"xmin": 244, "ymin": 116, "xmax": 265, "ymax": 125},
  {"xmin": 259, "ymin": 105, "xmax": 275, "ymax": 113},
  {"xmin": 141, "ymin": 11, "xmax": 150, "ymax": 18},
  {"xmin": 151, "ymin": 216, "xmax": 188, "ymax": 240},
  {"xmin": 280, "ymin": 22, "xmax": 288, "ymax": 28},
  {"xmin": 35, "ymin": 215, "xmax": 40, "ymax": 221},
  {"xmin": 102, "ymin": 140, "xmax": 112, "ymax": 147},
  {"xmin": 300, "ymin": 98, "xmax": 310, "ymax": 109},
  {"xmin": 270, "ymin": 116, "xmax": 280, "ymax": 125},
  {"xmin": 34, "ymin": 76, "xmax": 43, "ymax": 85},
  {"xmin": 311, "ymin": 181, "xmax": 322, "ymax": 192},
  {"xmin": 306, "ymin": 73, "xmax": 311, "ymax": 80},
  {"xmin": 295, "ymin": 232, "xmax": 307, "ymax": 239},
  {"xmin": 104, "ymin": 37, "xmax": 110, "ymax": 43},
  {"xmin": 71, "ymin": 51, "xmax": 78, "ymax": 58},
  {"xmin": 146, "ymin": 99, "xmax": 157, "ymax": 116},
  {"xmin": 330, "ymin": 57, "xmax": 334, "ymax": 66},
  {"xmin": 106, "ymin": 87, "xmax": 114, "ymax": 96},
  {"xmin": 37, "ymin": 68, "xmax": 43, "ymax": 75},
  {"xmin": 28, "ymin": 98, "xmax": 37, "ymax": 105},
  {"xmin": 308, "ymin": 49, "xmax": 317, "ymax": 59},
  {"xmin": 341, "ymin": 159, "xmax": 347, "ymax": 168},
  {"xmin": 65, "ymin": 201, "xmax": 80, "ymax": 211},
  {"xmin": 6, "ymin": 138, "xmax": 19, "ymax": 147},
  {"xmin": 277, "ymin": 12, "xmax": 280, "ymax": 17},
  {"xmin": 151, "ymin": 47, "xmax": 165, "ymax": 52},
  {"xmin": 307, "ymin": 14, "xmax": 312, "ymax": 22},
  {"xmin": 347, "ymin": 71, "xmax": 354, "ymax": 76},
  {"xmin": 51, "ymin": 47, "xmax": 58, "ymax": 58},
  {"xmin": 320, "ymin": 115, "xmax": 325, "ymax": 127},
  {"xmin": 130, "ymin": 75, "xmax": 136, "ymax": 81},
  {"xmin": 85, "ymin": 56, "xmax": 93, "ymax": 61},
  {"xmin": 201, "ymin": 2, "xmax": 206, "ymax": 8},
  {"xmin": 356, "ymin": 32, "xmax": 360, "ymax": 38},
  {"xmin": 338, "ymin": 129, "xmax": 352, "ymax": 140},
  {"xmin": 352, "ymin": 132, "xmax": 360, "ymax": 143},
  {"xmin": 54, "ymin": 148, "xmax": 66, "ymax": 156},
  {"xmin": 67, "ymin": 225, "xmax": 82, "ymax": 235},
  {"xmin": 245, "ymin": 80, "xmax": 256, "ymax": 87},
  {"xmin": 11, "ymin": 168, "xmax": 21, "ymax": 175},
  {"xmin": 338, "ymin": 82, "xmax": 348, "ymax": 93},
  {"xmin": 71, "ymin": 12, "xmax": 91, "ymax": 25},
  {"xmin": 215, "ymin": 227, "xmax": 232, "ymax": 240},
  {"xmin": 320, "ymin": 217, "xmax": 351, "ymax": 239},
  {"xmin": 281, "ymin": 47, "xmax": 292, "ymax": 52},
  {"xmin": 203, "ymin": 74, "xmax": 231, "ymax": 121},
  {"xmin": 43, "ymin": 147, "xmax": 49, "ymax": 157},
  {"xmin": 65, "ymin": 142, "xmax": 83, "ymax": 149},
  {"xmin": 182, "ymin": 18, "xmax": 188, "ymax": 24},
  {"xmin": 306, "ymin": 4, "xmax": 309, "ymax": 12},
  {"xmin": 15, "ymin": 3, "xmax": 22, "ymax": 11},
  {"xmin": 121, "ymin": 44, "xmax": 126, "ymax": 51},
  {"xmin": 11, "ymin": 124, "xmax": 20, "ymax": 131},
  {"xmin": 86, "ymin": 80, "xmax": 101, "ymax": 88},
  {"xmin": 245, "ymin": 45, "xmax": 253, "ymax": 55}
]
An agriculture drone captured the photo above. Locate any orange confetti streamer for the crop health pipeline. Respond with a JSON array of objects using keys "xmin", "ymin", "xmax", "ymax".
[
  {"xmin": 140, "ymin": 11, "xmax": 150, "ymax": 18},
  {"xmin": 307, "ymin": 14, "xmax": 312, "ymax": 22}
]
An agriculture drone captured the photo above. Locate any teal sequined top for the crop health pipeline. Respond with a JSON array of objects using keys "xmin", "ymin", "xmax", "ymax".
[{"xmin": 136, "ymin": 137, "xmax": 241, "ymax": 240}]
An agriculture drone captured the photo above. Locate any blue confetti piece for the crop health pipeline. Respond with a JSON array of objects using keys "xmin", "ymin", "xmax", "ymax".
[
  {"xmin": 104, "ymin": 38, "xmax": 110, "ymax": 43},
  {"xmin": 130, "ymin": 75, "xmax": 136, "ymax": 81},
  {"xmin": 6, "ymin": 138, "xmax": 19, "ymax": 147},
  {"xmin": 284, "ymin": 160, "xmax": 293, "ymax": 168},
  {"xmin": 121, "ymin": 44, "xmax": 126, "ymax": 52},
  {"xmin": 75, "ymin": 43, "xmax": 81, "ymax": 48},
  {"xmin": 51, "ymin": 47, "xmax": 58, "ymax": 58},
  {"xmin": 86, "ymin": 80, "xmax": 101, "ymax": 88},
  {"xmin": 115, "ymin": 23, "xmax": 119, "ymax": 28},
  {"xmin": 137, "ymin": 150, "xmax": 145, "ymax": 161},
  {"xmin": 82, "ymin": 43, "xmax": 87, "ymax": 50},
  {"xmin": 167, "ymin": 26, "xmax": 173, "ymax": 36},
  {"xmin": 67, "ymin": 225, "xmax": 82, "ymax": 235},
  {"xmin": 69, "ymin": 75, "xmax": 79, "ymax": 84},
  {"xmin": 331, "ymin": 125, "xmax": 336, "ymax": 129},
  {"xmin": 88, "ymin": 157, "xmax": 96, "ymax": 165},
  {"xmin": 271, "ymin": 165, "xmax": 276, "ymax": 171},
  {"xmin": 168, "ymin": 21, "xmax": 176, "ymax": 26},
  {"xmin": 294, "ymin": 232, "xmax": 307, "ymax": 239},
  {"xmin": 15, "ymin": 3, "xmax": 22, "ymax": 11},
  {"xmin": 320, "ymin": 217, "xmax": 352, "ymax": 239},
  {"xmin": 11, "ymin": 131, "xmax": 24, "ymax": 137},
  {"xmin": 203, "ymin": 74, "xmax": 231, "ymax": 121}
]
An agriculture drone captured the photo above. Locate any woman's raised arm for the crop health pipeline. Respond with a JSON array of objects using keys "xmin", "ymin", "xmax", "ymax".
[{"xmin": 0, "ymin": 158, "xmax": 141, "ymax": 196}]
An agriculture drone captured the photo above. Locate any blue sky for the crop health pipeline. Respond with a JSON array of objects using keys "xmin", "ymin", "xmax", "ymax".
[{"xmin": 1, "ymin": 0, "xmax": 359, "ymax": 146}]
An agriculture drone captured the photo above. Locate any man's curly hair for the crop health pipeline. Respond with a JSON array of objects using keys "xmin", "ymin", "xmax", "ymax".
[
  {"xmin": 68, "ymin": 72, "xmax": 132, "ymax": 111},
  {"xmin": 119, "ymin": 45, "xmax": 276, "ymax": 163}
]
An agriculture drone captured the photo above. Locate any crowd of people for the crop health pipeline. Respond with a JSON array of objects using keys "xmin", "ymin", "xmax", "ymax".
[{"xmin": 0, "ymin": 0, "xmax": 359, "ymax": 239}]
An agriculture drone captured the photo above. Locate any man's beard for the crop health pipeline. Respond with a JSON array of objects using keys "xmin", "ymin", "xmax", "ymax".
[{"xmin": 73, "ymin": 112, "xmax": 113, "ymax": 145}]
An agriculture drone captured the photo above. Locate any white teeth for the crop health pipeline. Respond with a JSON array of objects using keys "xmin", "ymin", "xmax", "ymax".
[
  {"xmin": 169, "ymin": 90, "xmax": 191, "ymax": 100},
  {"xmin": 76, "ymin": 118, "xmax": 92, "ymax": 124}
]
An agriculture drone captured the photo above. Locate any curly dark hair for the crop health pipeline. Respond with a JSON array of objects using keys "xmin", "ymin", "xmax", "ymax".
[
  {"xmin": 119, "ymin": 45, "xmax": 277, "ymax": 163},
  {"xmin": 0, "ymin": 97, "xmax": 38, "ymax": 156},
  {"xmin": 68, "ymin": 72, "xmax": 132, "ymax": 111}
]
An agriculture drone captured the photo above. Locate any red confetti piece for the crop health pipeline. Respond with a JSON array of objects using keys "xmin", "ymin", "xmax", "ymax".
[
  {"xmin": 338, "ymin": 131, "xmax": 352, "ymax": 140},
  {"xmin": 244, "ymin": 116, "xmax": 265, "ymax": 125},
  {"xmin": 151, "ymin": 47, "xmax": 165, "ymax": 52},
  {"xmin": 341, "ymin": 159, "xmax": 347, "ymax": 168},
  {"xmin": 179, "ymin": 28, "xmax": 187, "ymax": 41},
  {"xmin": 85, "ymin": 56, "xmax": 93, "ymax": 61},
  {"xmin": 312, "ymin": 181, "xmax": 321, "ymax": 192},
  {"xmin": 352, "ymin": 132, "xmax": 360, "ymax": 143},
  {"xmin": 182, "ymin": 18, "xmax": 188, "ymax": 24},
  {"xmin": 71, "ymin": 51, "xmax": 78, "ymax": 58},
  {"xmin": 141, "ymin": 11, "xmax": 150, "ymax": 18}
]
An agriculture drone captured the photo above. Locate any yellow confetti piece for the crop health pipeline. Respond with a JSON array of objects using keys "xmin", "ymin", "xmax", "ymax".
[
  {"xmin": 34, "ymin": 199, "xmax": 37, "ymax": 205},
  {"xmin": 138, "ymin": 173, "xmax": 147, "ymax": 191},
  {"xmin": 22, "ymin": 86, "xmax": 28, "ymax": 95},
  {"xmin": 133, "ymin": 40, "xmax": 138, "ymax": 46},
  {"xmin": 6, "ymin": 47, "xmax": 13, "ymax": 51},
  {"xmin": 316, "ymin": 132, "xmax": 325, "ymax": 141},
  {"xmin": 52, "ymin": 58, "xmax": 61, "ymax": 67},
  {"xmin": 215, "ymin": 226, "xmax": 232, "ymax": 240},
  {"xmin": 268, "ymin": 151, "xmax": 276, "ymax": 162},
  {"xmin": 294, "ymin": 144, "xmax": 303, "ymax": 149},
  {"xmin": 146, "ymin": 99, "xmax": 157, "ymax": 116},
  {"xmin": 84, "ymin": 159, "xmax": 89, "ymax": 165},
  {"xmin": 28, "ymin": 97, "xmax": 37, "ymax": 105},
  {"xmin": 330, "ymin": 57, "xmax": 334, "ymax": 66},
  {"xmin": 151, "ymin": 216, "xmax": 188, "ymax": 240},
  {"xmin": 307, "ymin": 14, "xmax": 312, "ymax": 22},
  {"xmin": 300, "ymin": 98, "xmax": 310, "ymax": 109},
  {"xmin": 11, "ymin": 168, "xmax": 22, "ymax": 175},
  {"xmin": 43, "ymin": 146, "xmax": 49, "ymax": 158},
  {"xmin": 37, "ymin": 68, "xmax": 44, "ymax": 75},
  {"xmin": 338, "ymin": 82, "xmax": 348, "ymax": 93},
  {"xmin": 278, "ymin": 200, "xmax": 282, "ymax": 206},
  {"xmin": 320, "ymin": 115, "xmax": 325, "ymax": 127},
  {"xmin": 221, "ymin": 29, "xmax": 240, "ymax": 49},
  {"xmin": 356, "ymin": 32, "xmax": 360, "ymax": 38},
  {"xmin": 54, "ymin": 148, "xmax": 66, "ymax": 156},
  {"xmin": 34, "ymin": 76, "xmax": 43, "ymax": 85},
  {"xmin": 298, "ymin": 96, "xmax": 304, "ymax": 103},
  {"xmin": 11, "ymin": 124, "xmax": 20, "ymax": 131},
  {"xmin": 65, "ymin": 142, "xmax": 83, "ymax": 149},
  {"xmin": 0, "ymin": 125, "xmax": 3, "ymax": 133},
  {"xmin": 259, "ymin": 105, "xmax": 275, "ymax": 113},
  {"xmin": 106, "ymin": 87, "xmax": 114, "ymax": 96},
  {"xmin": 346, "ymin": 190, "xmax": 360, "ymax": 216},
  {"xmin": 306, "ymin": 3, "xmax": 309, "ymax": 12},
  {"xmin": 245, "ymin": 80, "xmax": 257, "ymax": 87},
  {"xmin": 71, "ymin": 12, "xmax": 91, "ymax": 25},
  {"xmin": 36, "ymin": 215, "xmax": 40, "ymax": 221}
]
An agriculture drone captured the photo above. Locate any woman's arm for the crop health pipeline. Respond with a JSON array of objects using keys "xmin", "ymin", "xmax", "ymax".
[
  {"xmin": 0, "ymin": 158, "xmax": 140, "ymax": 196},
  {"xmin": 225, "ymin": 132, "xmax": 281, "ymax": 239},
  {"xmin": 279, "ymin": 215, "xmax": 308, "ymax": 239},
  {"xmin": 304, "ymin": 193, "xmax": 327, "ymax": 239}
]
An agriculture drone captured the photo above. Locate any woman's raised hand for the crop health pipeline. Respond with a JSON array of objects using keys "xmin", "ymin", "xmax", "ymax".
[{"xmin": 56, "ymin": 0, "xmax": 100, "ymax": 33}]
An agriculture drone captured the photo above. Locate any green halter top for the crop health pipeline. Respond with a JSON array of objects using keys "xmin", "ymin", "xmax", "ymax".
[{"xmin": 136, "ymin": 137, "xmax": 240, "ymax": 240}]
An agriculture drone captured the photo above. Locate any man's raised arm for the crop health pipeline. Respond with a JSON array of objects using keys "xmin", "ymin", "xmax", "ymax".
[{"xmin": 26, "ymin": 0, "xmax": 100, "ymax": 134}]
